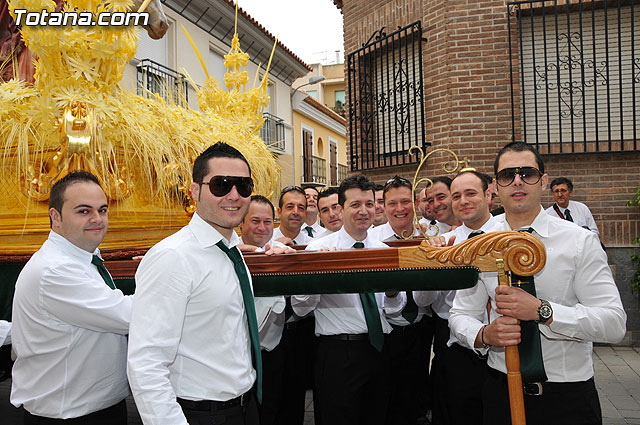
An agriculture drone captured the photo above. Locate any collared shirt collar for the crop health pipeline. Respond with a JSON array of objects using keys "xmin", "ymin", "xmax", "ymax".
[
  {"xmin": 48, "ymin": 230, "xmax": 98, "ymax": 263},
  {"xmin": 336, "ymin": 226, "xmax": 375, "ymax": 247},
  {"xmin": 189, "ymin": 212, "xmax": 242, "ymax": 249},
  {"xmin": 501, "ymin": 206, "xmax": 549, "ymax": 238},
  {"xmin": 458, "ymin": 214, "xmax": 498, "ymax": 238}
]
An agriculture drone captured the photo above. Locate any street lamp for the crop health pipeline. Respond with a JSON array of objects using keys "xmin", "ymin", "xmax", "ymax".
[{"xmin": 291, "ymin": 75, "xmax": 326, "ymax": 97}]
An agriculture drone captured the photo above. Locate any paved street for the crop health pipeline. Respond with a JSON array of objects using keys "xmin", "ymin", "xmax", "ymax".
[{"xmin": 0, "ymin": 345, "xmax": 638, "ymax": 424}]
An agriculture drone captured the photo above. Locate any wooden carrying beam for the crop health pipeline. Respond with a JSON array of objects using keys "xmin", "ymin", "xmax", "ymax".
[{"xmin": 103, "ymin": 230, "xmax": 545, "ymax": 296}]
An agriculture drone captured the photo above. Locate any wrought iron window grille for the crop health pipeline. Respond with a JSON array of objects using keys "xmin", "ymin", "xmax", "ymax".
[
  {"xmin": 509, "ymin": 0, "xmax": 639, "ymax": 154},
  {"xmin": 346, "ymin": 21, "xmax": 428, "ymax": 171}
]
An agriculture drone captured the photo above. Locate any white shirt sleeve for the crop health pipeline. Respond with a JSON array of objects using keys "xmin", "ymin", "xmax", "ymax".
[
  {"xmin": 413, "ymin": 290, "xmax": 439, "ymax": 308},
  {"xmin": 41, "ymin": 263, "xmax": 131, "ymax": 334},
  {"xmin": 449, "ymin": 274, "xmax": 492, "ymax": 351},
  {"xmin": 255, "ymin": 296, "xmax": 285, "ymax": 331},
  {"xmin": 544, "ymin": 232, "xmax": 626, "ymax": 343},
  {"xmin": 0, "ymin": 320, "xmax": 10, "ymax": 346},
  {"xmin": 583, "ymin": 209, "xmax": 600, "ymax": 236},
  {"xmin": 382, "ymin": 291, "xmax": 406, "ymax": 317},
  {"xmin": 127, "ymin": 248, "xmax": 191, "ymax": 425},
  {"xmin": 291, "ymin": 294, "xmax": 321, "ymax": 317}
]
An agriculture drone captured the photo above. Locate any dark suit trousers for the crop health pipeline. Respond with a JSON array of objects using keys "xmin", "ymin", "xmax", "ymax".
[
  {"xmin": 259, "ymin": 316, "xmax": 315, "ymax": 425},
  {"xmin": 483, "ymin": 366, "xmax": 602, "ymax": 425},
  {"xmin": 385, "ymin": 323, "xmax": 423, "ymax": 425},
  {"xmin": 259, "ymin": 342, "xmax": 286, "ymax": 425},
  {"xmin": 431, "ymin": 313, "xmax": 451, "ymax": 425},
  {"xmin": 314, "ymin": 336, "xmax": 391, "ymax": 425},
  {"xmin": 443, "ymin": 343, "xmax": 486, "ymax": 425}
]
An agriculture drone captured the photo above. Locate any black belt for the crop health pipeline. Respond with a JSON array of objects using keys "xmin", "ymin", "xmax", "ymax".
[
  {"xmin": 487, "ymin": 366, "xmax": 594, "ymax": 396},
  {"xmin": 450, "ymin": 341, "xmax": 488, "ymax": 360},
  {"xmin": 390, "ymin": 322, "xmax": 420, "ymax": 332},
  {"xmin": 284, "ymin": 315, "xmax": 314, "ymax": 330},
  {"xmin": 177, "ymin": 391, "xmax": 251, "ymax": 412},
  {"xmin": 319, "ymin": 333, "xmax": 369, "ymax": 341}
]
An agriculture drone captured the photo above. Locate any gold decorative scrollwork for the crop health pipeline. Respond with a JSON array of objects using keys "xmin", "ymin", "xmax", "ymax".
[
  {"xmin": 406, "ymin": 146, "xmax": 472, "ymax": 240},
  {"xmin": 20, "ymin": 102, "xmax": 133, "ymax": 201},
  {"xmin": 397, "ymin": 231, "xmax": 546, "ymax": 276}
]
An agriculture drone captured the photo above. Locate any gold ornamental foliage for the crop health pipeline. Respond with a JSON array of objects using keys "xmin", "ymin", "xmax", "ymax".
[{"xmin": 1, "ymin": 0, "xmax": 278, "ymax": 208}]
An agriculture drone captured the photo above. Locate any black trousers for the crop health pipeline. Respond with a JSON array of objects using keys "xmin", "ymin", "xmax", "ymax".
[
  {"xmin": 181, "ymin": 393, "xmax": 259, "ymax": 425},
  {"xmin": 385, "ymin": 323, "xmax": 423, "ymax": 425},
  {"xmin": 430, "ymin": 313, "xmax": 451, "ymax": 425},
  {"xmin": 259, "ymin": 316, "xmax": 315, "ymax": 425},
  {"xmin": 443, "ymin": 343, "xmax": 487, "ymax": 425},
  {"xmin": 23, "ymin": 399, "xmax": 127, "ymax": 425},
  {"xmin": 417, "ymin": 313, "xmax": 435, "ymax": 417},
  {"xmin": 259, "ymin": 343, "xmax": 286, "ymax": 425},
  {"xmin": 483, "ymin": 366, "xmax": 602, "ymax": 425},
  {"xmin": 314, "ymin": 336, "xmax": 391, "ymax": 425}
]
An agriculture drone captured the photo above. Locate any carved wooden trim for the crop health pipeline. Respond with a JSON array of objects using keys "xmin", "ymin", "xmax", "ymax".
[{"xmin": 397, "ymin": 231, "xmax": 546, "ymax": 276}]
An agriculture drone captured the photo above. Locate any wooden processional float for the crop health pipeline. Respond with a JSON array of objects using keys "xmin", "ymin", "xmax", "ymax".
[{"xmin": 103, "ymin": 230, "xmax": 545, "ymax": 425}]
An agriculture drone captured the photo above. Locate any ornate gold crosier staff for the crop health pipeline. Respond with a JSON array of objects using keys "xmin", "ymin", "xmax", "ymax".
[{"xmin": 405, "ymin": 146, "xmax": 474, "ymax": 239}]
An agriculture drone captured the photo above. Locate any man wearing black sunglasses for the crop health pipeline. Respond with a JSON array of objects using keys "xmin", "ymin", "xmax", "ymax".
[
  {"xmin": 449, "ymin": 142, "xmax": 626, "ymax": 425},
  {"xmin": 128, "ymin": 143, "xmax": 267, "ymax": 425}
]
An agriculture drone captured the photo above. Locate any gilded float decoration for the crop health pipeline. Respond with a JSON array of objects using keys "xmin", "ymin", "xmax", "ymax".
[{"xmin": 0, "ymin": 0, "xmax": 279, "ymax": 255}]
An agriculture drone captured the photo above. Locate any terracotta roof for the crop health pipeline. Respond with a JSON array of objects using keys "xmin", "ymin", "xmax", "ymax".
[
  {"xmin": 226, "ymin": 0, "xmax": 312, "ymax": 72},
  {"xmin": 302, "ymin": 95, "xmax": 346, "ymax": 126}
]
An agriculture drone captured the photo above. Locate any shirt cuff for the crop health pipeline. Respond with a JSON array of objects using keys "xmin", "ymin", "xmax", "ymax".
[{"xmin": 545, "ymin": 301, "xmax": 581, "ymax": 340}]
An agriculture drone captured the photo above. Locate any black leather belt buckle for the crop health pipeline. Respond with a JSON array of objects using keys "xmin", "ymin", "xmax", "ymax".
[
  {"xmin": 523, "ymin": 382, "xmax": 543, "ymax": 396},
  {"xmin": 239, "ymin": 393, "xmax": 246, "ymax": 407}
]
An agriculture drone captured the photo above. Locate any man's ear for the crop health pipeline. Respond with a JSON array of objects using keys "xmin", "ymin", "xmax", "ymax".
[
  {"xmin": 190, "ymin": 182, "xmax": 200, "ymax": 202},
  {"xmin": 49, "ymin": 207, "xmax": 61, "ymax": 229},
  {"xmin": 540, "ymin": 173, "xmax": 549, "ymax": 191}
]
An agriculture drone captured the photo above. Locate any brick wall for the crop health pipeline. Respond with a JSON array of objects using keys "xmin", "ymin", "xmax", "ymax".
[{"xmin": 341, "ymin": 0, "xmax": 640, "ymax": 247}]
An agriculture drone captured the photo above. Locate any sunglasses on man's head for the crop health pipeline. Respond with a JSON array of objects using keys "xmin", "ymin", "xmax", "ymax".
[
  {"xmin": 384, "ymin": 176, "xmax": 411, "ymax": 188},
  {"xmin": 280, "ymin": 185, "xmax": 306, "ymax": 197},
  {"xmin": 200, "ymin": 176, "xmax": 254, "ymax": 198},
  {"xmin": 495, "ymin": 166, "xmax": 543, "ymax": 187}
]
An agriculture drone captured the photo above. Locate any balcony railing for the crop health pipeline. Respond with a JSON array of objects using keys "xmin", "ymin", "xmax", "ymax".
[
  {"xmin": 338, "ymin": 164, "xmax": 348, "ymax": 185},
  {"xmin": 260, "ymin": 112, "xmax": 286, "ymax": 152},
  {"xmin": 303, "ymin": 155, "xmax": 326, "ymax": 185},
  {"xmin": 137, "ymin": 59, "xmax": 188, "ymax": 107}
]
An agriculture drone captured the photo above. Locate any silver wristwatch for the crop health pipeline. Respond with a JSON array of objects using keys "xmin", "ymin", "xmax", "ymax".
[{"xmin": 537, "ymin": 299, "xmax": 553, "ymax": 323}]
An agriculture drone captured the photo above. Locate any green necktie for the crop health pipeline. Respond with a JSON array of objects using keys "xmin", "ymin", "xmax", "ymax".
[
  {"xmin": 91, "ymin": 255, "xmax": 116, "ymax": 290},
  {"xmin": 511, "ymin": 228, "xmax": 548, "ymax": 383},
  {"xmin": 215, "ymin": 241, "xmax": 263, "ymax": 403},
  {"xmin": 392, "ymin": 234, "xmax": 419, "ymax": 323},
  {"xmin": 353, "ymin": 242, "xmax": 385, "ymax": 351},
  {"xmin": 564, "ymin": 209, "xmax": 574, "ymax": 222},
  {"xmin": 305, "ymin": 226, "xmax": 314, "ymax": 237}
]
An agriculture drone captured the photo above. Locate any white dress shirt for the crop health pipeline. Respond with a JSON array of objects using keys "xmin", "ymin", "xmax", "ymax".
[
  {"xmin": 11, "ymin": 231, "xmax": 131, "ymax": 418},
  {"xmin": 304, "ymin": 218, "xmax": 324, "ymax": 238},
  {"xmin": 316, "ymin": 227, "xmax": 339, "ymax": 239},
  {"xmin": 128, "ymin": 213, "xmax": 257, "ymax": 425},
  {"xmin": 291, "ymin": 227, "xmax": 406, "ymax": 336},
  {"xmin": 239, "ymin": 235, "xmax": 287, "ymax": 352},
  {"xmin": 545, "ymin": 200, "xmax": 599, "ymax": 236},
  {"xmin": 0, "ymin": 320, "xmax": 10, "ymax": 346},
  {"xmin": 369, "ymin": 223, "xmax": 425, "ymax": 326},
  {"xmin": 449, "ymin": 207, "xmax": 626, "ymax": 382},
  {"xmin": 272, "ymin": 226, "xmax": 312, "ymax": 245},
  {"xmin": 421, "ymin": 216, "xmax": 501, "ymax": 321}
]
